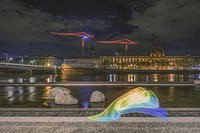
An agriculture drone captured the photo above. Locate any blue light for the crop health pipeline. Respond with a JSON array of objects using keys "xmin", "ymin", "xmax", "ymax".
[
  {"xmin": 84, "ymin": 36, "xmax": 88, "ymax": 39},
  {"xmin": 109, "ymin": 74, "xmax": 112, "ymax": 82},
  {"xmin": 82, "ymin": 101, "xmax": 89, "ymax": 108}
]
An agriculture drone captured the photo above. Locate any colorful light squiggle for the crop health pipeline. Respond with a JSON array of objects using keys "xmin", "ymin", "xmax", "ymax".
[{"xmin": 88, "ymin": 87, "xmax": 168, "ymax": 122}]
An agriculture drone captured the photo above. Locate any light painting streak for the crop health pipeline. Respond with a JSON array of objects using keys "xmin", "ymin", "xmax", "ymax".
[{"xmin": 88, "ymin": 87, "xmax": 168, "ymax": 122}]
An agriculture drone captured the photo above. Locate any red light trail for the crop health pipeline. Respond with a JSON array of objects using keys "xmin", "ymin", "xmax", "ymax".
[
  {"xmin": 51, "ymin": 32, "xmax": 94, "ymax": 56},
  {"xmin": 96, "ymin": 39, "xmax": 137, "ymax": 55}
]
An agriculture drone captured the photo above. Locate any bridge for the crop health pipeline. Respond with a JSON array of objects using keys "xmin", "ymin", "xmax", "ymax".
[{"xmin": 0, "ymin": 62, "xmax": 55, "ymax": 70}]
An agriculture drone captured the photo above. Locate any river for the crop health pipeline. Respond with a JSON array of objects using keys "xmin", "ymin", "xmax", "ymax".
[{"xmin": 0, "ymin": 72, "xmax": 200, "ymax": 108}]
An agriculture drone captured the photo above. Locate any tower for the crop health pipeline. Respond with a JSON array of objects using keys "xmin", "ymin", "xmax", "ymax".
[{"xmin": 90, "ymin": 45, "xmax": 96, "ymax": 57}]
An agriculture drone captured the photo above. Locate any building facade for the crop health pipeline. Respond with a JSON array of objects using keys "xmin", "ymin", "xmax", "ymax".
[
  {"xmin": 18, "ymin": 56, "xmax": 57, "ymax": 67},
  {"xmin": 62, "ymin": 57, "xmax": 99, "ymax": 69},
  {"xmin": 63, "ymin": 45, "xmax": 200, "ymax": 70}
]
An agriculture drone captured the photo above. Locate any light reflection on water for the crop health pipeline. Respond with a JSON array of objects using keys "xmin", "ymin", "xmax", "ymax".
[
  {"xmin": 28, "ymin": 86, "xmax": 36, "ymax": 102},
  {"xmin": 29, "ymin": 77, "xmax": 36, "ymax": 83},
  {"xmin": 153, "ymin": 74, "xmax": 158, "ymax": 82},
  {"xmin": 168, "ymin": 87, "xmax": 175, "ymax": 102},
  {"xmin": 0, "ymin": 73, "xmax": 199, "ymax": 83},
  {"xmin": 42, "ymin": 86, "xmax": 51, "ymax": 100},
  {"xmin": 0, "ymin": 73, "xmax": 200, "ymax": 108},
  {"xmin": 0, "ymin": 85, "xmax": 199, "ymax": 108}
]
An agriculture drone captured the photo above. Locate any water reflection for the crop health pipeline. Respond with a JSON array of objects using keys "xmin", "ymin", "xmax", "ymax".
[
  {"xmin": 179, "ymin": 74, "xmax": 184, "ymax": 82},
  {"xmin": 0, "ymin": 85, "xmax": 200, "ymax": 108},
  {"xmin": 82, "ymin": 101, "xmax": 89, "ymax": 108},
  {"xmin": 4, "ymin": 86, "xmax": 14, "ymax": 103},
  {"xmin": 128, "ymin": 74, "xmax": 134, "ymax": 82},
  {"xmin": 168, "ymin": 87, "xmax": 175, "ymax": 102},
  {"xmin": 7, "ymin": 78, "xmax": 14, "ymax": 83},
  {"xmin": 168, "ymin": 74, "xmax": 175, "ymax": 82},
  {"xmin": 109, "ymin": 74, "xmax": 116, "ymax": 82},
  {"xmin": 146, "ymin": 75, "xmax": 149, "ymax": 82},
  {"xmin": 28, "ymin": 86, "xmax": 36, "ymax": 102},
  {"xmin": 42, "ymin": 86, "xmax": 51, "ymax": 100},
  {"xmin": 18, "ymin": 78, "xmax": 23, "ymax": 83},
  {"xmin": 29, "ymin": 77, "xmax": 36, "ymax": 83},
  {"xmin": 17, "ymin": 86, "xmax": 23, "ymax": 94},
  {"xmin": 0, "ymin": 73, "xmax": 199, "ymax": 83},
  {"xmin": 41, "ymin": 86, "xmax": 51, "ymax": 107},
  {"xmin": 194, "ymin": 87, "xmax": 200, "ymax": 94},
  {"xmin": 134, "ymin": 74, "xmax": 136, "ymax": 82},
  {"xmin": 153, "ymin": 74, "xmax": 159, "ymax": 82},
  {"xmin": 17, "ymin": 87, "xmax": 23, "ymax": 102}
]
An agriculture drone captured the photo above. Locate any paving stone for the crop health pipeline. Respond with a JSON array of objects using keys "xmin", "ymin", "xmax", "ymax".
[{"xmin": 0, "ymin": 109, "xmax": 200, "ymax": 117}]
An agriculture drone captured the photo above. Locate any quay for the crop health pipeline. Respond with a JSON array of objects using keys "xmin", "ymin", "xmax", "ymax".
[
  {"xmin": 0, "ymin": 108, "xmax": 200, "ymax": 133},
  {"xmin": 98, "ymin": 69, "xmax": 200, "ymax": 74},
  {"xmin": 0, "ymin": 81, "xmax": 196, "ymax": 86}
]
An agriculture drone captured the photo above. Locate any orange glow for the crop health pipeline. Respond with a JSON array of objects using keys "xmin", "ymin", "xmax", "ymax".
[
  {"xmin": 47, "ymin": 63, "xmax": 50, "ymax": 67},
  {"xmin": 42, "ymin": 86, "xmax": 52, "ymax": 100}
]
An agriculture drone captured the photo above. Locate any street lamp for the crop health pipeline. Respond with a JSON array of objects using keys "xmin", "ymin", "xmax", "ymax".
[
  {"xmin": 3, "ymin": 53, "xmax": 8, "ymax": 63},
  {"xmin": 19, "ymin": 56, "xmax": 24, "ymax": 65},
  {"xmin": 9, "ymin": 57, "xmax": 13, "ymax": 63}
]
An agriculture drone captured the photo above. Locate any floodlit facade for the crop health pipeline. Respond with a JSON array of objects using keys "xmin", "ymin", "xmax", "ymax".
[{"xmin": 63, "ymin": 45, "xmax": 200, "ymax": 70}]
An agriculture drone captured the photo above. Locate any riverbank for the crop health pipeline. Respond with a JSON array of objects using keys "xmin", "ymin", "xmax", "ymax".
[
  {"xmin": 0, "ymin": 81, "xmax": 196, "ymax": 86},
  {"xmin": 62, "ymin": 68, "xmax": 200, "ymax": 74},
  {"xmin": 1, "ymin": 68, "xmax": 200, "ymax": 76},
  {"xmin": 98, "ymin": 69, "xmax": 200, "ymax": 74}
]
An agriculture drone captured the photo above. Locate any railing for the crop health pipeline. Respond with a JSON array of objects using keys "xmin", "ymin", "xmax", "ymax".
[{"xmin": 0, "ymin": 81, "xmax": 195, "ymax": 86}]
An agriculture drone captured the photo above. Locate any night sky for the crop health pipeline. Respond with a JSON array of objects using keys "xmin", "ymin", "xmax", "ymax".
[{"xmin": 0, "ymin": 0, "xmax": 200, "ymax": 57}]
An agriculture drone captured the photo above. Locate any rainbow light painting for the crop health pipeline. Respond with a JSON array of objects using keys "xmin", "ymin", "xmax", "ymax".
[{"xmin": 88, "ymin": 87, "xmax": 168, "ymax": 122}]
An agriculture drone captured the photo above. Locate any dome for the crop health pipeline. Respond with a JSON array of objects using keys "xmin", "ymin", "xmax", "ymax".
[{"xmin": 149, "ymin": 45, "xmax": 165, "ymax": 57}]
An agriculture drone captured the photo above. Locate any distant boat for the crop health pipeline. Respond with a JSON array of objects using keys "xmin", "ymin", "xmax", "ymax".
[{"xmin": 62, "ymin": 62, "xmax": 96, "ymax": 69}]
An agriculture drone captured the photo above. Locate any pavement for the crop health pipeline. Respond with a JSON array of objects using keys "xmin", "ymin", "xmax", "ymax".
[
  {"xmin": 0, "ymin": 117, "xmax": 200, "ymax": 133},
  {"xmin": 0, "ymin": 108, "xmax": 200, "ymax": 133},
  {"xmin": 0, "ymin": 108, "xmax": 200, "ymax": 117}
]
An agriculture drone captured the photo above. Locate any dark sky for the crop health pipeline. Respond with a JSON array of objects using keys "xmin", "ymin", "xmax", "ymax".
[{"xmin": 0, "ymin": 0, "xmax": 200, "ymax": 57}]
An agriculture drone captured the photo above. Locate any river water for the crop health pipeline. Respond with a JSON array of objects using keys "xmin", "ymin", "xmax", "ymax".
[{"xmin": 0, "ymin": 71, "xmax": 200, "ymax": 108}]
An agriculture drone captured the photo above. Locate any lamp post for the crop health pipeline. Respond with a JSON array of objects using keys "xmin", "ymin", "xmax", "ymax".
[
  {"xmin": 19, "ymin": 56, "xmax": 24, "ymax": 66},
  {"xmin": 3, "ymin": 53, "xmax": 8, "ymax": 63}
]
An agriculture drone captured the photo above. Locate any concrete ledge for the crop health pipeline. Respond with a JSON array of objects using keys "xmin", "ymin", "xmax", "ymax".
[
  {"xmin": 0, "ymin": 117, "xmax": 200, "ymax": 133},
  {"xmin": 0, "ymin": 81, "xmax": 195, "ymax": 86},
  {"xmin": 1, "ymin": 108, "xmax": 200, "ymax": 111},
  {"xmin": 0, "ymin": 117, "xmax": 200, "ymax": 123}
]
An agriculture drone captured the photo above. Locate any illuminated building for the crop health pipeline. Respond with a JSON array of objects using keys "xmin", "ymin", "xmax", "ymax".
[
  {"xmin": 63, "ymin": 45, "xmax": 200, "ymax": 70},
  {"xmin": 99, "ymin": 45, "xmax": 200, "ymax": 70},
  {"xmin": 22, "ymin": 55, "xmax": 57, "ymax": 67}
]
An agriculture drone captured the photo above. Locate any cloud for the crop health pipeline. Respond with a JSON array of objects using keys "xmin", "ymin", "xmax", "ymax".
[
  {"xmin": 115, "ymin": 0, "xmax": 200, "ymax": 55},
  {"xmin": 0, "ymin": 0, "xmax": 199, "ymax": 56}
]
